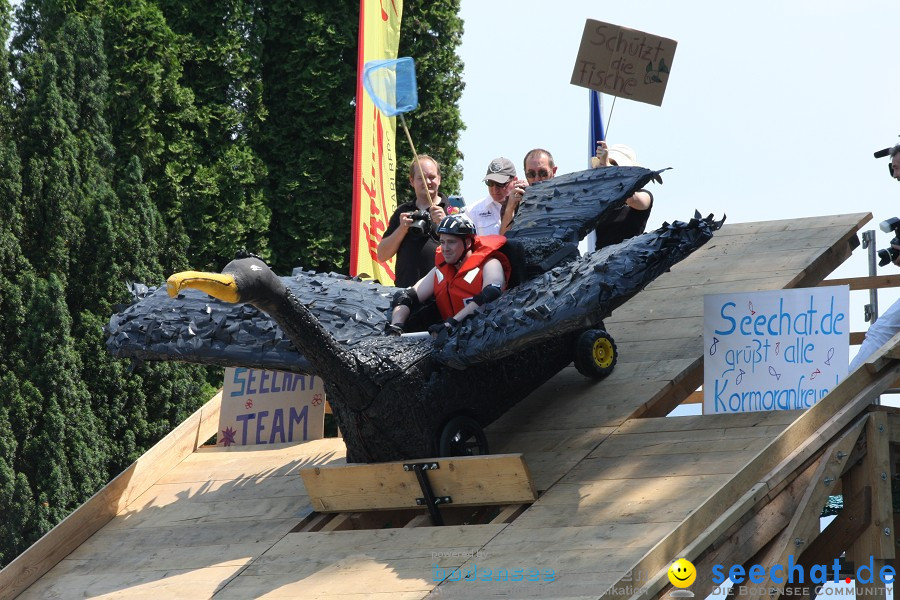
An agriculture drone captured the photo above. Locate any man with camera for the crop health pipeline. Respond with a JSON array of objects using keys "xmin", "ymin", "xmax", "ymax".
[
  {"xmin": 377, "ymin": 155, "xmax": 448, "ymax": 287},
  {"xmin": 849, "ymin": 144, "xmax": 900, "ymax": 371}
]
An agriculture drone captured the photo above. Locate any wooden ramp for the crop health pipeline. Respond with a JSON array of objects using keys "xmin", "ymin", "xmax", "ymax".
[{"xmin": 1, "ymin": 213, "xmax": 888, "ymax": 600}]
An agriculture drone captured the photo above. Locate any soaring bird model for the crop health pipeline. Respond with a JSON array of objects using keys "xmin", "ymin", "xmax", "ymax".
[{"xmin": 107, "ymin": 166, "xmax": 721, "ymax": 463}]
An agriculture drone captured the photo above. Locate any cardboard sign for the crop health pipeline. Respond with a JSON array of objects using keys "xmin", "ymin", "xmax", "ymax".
[
  {"xmin": 570, "ymin": 19, "xmax": 677, "ymax": 106},
  {"xmin": 219, "ymin": 367, "xmax": 325, "ymax": 446},
  {"xmin": 703, "ymin": 287, "xmax": 849, "ymax": 415}
]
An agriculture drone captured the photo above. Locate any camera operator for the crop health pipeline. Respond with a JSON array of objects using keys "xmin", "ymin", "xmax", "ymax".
[
  {"xmin": 377, "ymin": 155, "xmax": 448, "ymax": 287},
  {"xmin": 891, "ymin": 145, "xmax": 900, "ymax": 181},
  {"xmin": 849, "ymin": 144, "xmax": 900, "ymax": 372}
]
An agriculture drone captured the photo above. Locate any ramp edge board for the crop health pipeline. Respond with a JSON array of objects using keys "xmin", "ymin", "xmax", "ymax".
[{"xmin": 0, "ymin": 392, "xmax": 223, "ymax": 599}]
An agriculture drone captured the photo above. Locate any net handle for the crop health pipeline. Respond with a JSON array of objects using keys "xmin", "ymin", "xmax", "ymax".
[{"xmin": 399, "ymin": 114, "xmax": 435, "ymax": 206}]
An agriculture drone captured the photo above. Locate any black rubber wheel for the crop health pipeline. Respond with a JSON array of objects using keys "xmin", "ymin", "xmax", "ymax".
[
  {"xmin": 573, "ymin": 328, "xmax": 617, "ymax": 379},
  {"xmin": 438, "ymin": 416, "xmax": 489, "ymax": 457}
]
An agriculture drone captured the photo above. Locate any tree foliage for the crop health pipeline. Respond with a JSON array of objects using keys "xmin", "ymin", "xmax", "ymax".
[{"xmin": 0, "ymin": 0, "xmax": 465, "ymax": 568}]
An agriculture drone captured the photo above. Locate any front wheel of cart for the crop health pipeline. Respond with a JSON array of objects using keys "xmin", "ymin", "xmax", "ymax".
[{"xmin": 573, "ymin": 329, "xmax": 617, "ymax": 379}]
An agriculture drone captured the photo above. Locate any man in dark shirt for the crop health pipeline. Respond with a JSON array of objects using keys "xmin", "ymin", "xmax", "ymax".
[
  {"xmin": 377, "ymin": 155, "xmax": 448, "ymax": 287},
  {"xmin": 591, "ymin": 143, "xmax": 654, "ymax": 249}
]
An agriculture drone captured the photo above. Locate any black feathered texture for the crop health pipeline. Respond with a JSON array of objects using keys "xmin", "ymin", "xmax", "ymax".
[{"xmin": 105, "ymin": 167, "xmax": 720, "ymax": 462}]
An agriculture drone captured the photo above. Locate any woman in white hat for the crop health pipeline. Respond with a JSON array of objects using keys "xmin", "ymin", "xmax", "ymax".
[{"xmin": 591, "ymin": 141, "xmax": 655, "ymax": 250}]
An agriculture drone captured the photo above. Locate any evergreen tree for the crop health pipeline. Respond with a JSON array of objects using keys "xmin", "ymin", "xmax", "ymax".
[
  {"xmin": 256, "ymin": 0, "xmax": 358, "ymax": 274},
  {"xmin": 156, "ymin": 0, "xmax": 270, "ymax": 271},
  {"xmin": 0, "ymin": 0, "xmax": 467, "ymax": 569},
  {"xmin": 101, "ymin": 0, "xmax": 198, "ymax": 274},
  {"xmin": 396, "ymin": 0, "xmax": 465, "ymax": 195}
]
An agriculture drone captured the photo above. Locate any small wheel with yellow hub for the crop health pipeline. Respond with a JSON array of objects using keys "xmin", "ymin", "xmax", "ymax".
[{"xmin": 573, "ymin": 329, "xmax": 617, "ymax": 379}]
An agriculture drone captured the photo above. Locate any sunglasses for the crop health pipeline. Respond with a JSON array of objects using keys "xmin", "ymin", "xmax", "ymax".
[
  {"xmin": 486, "ymin": 179, "xmax": 510, "ymax": 188},
  {"xmin": 525, "ymin": 169, "xmax": 551, "ymax": 179}
]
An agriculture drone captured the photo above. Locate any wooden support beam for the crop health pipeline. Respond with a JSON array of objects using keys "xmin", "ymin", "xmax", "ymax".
[
  {"xmin": 403, "ymin": 514, "xmax": 433, "ymax": 528},
  {"xmin": 782, "ymin": 486, "xmax": 873, "ymax": 600},
  {"xmin": 292, "ymin": 512, "xmax": 333, "ymax": 533},
  {"xmin": 319, "ymin": 513, "xmax": 354, "ymax": 532},
  {"xmin": 819, "ymin": 274, "xmax": 900, "ymax": 291},
  {"xmin": 752, "ymin": 417, "xmax": 868, "ymax": 599},
  {"xmin": 683, "ymin": 454, "xmax": 822, "ymax": 600},
  {"xmin": 488, "ymin": 504, "xmax": 529, "ymax": 525},
  {"xmin": 842, "ymin": 412, "xmax": 894, "ymax": 598}
]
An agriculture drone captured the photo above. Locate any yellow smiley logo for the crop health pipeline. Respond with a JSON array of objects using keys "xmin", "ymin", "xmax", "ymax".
[{"xmin": 668, "ymin": 558, "xmax": 696, "ymax": 588}]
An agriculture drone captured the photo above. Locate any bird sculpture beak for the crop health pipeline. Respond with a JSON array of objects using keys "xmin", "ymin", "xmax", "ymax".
[{"xmin": 166, "ymin": 271, "xmax": 241, "ymax": 303}]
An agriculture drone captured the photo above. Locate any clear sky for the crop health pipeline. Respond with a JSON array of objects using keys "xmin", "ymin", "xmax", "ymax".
[{"xmin": 454, "ymin": 0, "xmax": 900, "ymax": 339}]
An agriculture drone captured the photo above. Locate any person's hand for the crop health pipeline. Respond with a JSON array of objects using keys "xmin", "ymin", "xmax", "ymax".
[
  {"xmin": 509, "ymin": 179, "xmax": 528, "ymax": 203},
  {"xmin": 591, "ymin": 140, "xmax": 609, "ymax": 168},
  {"xmin": 384, "ymin": 322, "xmax": 404, "ymax": 336},
  {"xmin": 892, "ymin": 242, "xmax": 900, "ymax": 266},
  {"xmin": 399, "ymin": 212, "xmax": 414, "ymax": 231},
  {"xmin": 429, "ymin": 204, "xmax": 446, "ymax": 224},
  {"xmin": 428, "ymin": 317, "xmax": 459, "ymax": 337}
]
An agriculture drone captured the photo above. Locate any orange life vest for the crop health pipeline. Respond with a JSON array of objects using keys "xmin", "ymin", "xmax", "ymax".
[{"xmin": 433, "ymin": 235, "xmax": 511, "ymax": 319}]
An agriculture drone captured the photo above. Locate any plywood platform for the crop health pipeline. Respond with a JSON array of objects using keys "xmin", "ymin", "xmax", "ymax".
[{"xmin": 1, "ymin": 213, "xmax": 884, "ymax": 600}]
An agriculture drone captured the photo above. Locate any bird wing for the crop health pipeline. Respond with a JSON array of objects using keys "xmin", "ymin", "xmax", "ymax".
[
  {"xmin": 106, "ymin": 270, "xmax": 395, "ymax": 373},
  {"xmin": 505, "ymin": 166, "xmax": 666, "ymax": 242},
  {"xmin": 431, "ymin": 213, "xmax": 722, "ymax": 370}
]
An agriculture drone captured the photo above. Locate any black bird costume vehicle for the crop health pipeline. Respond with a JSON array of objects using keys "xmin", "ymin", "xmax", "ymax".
[{"xmin": 106, "ymin": 166, "xmax": 721, "ymax": 463}]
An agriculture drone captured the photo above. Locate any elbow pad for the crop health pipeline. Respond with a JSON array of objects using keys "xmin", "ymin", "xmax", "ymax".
[
  {"xmin": 391, "ymin": 287, "xmax": 421, "ymax": 310},
  {"xmin": 472, "ymin": 284, "xmax": 502, "ymax": 306}
]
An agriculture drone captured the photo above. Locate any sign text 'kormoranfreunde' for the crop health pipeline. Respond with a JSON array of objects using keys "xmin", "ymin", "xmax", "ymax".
[
  {"xmin": 219, "ymin": 367, "xmax": 325, "ymax": 446},
  {"xmin": 570, "ymin": 19, "xmax": 677, "ymax": 107},
  {"xmin": 703, "ymin": 287, "xmax": 849, "ymax": 415}
]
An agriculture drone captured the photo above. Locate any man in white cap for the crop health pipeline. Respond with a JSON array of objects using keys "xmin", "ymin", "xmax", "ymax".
[
  {"xmin": 468, "ymin": 157, "xmax": 520, "ymax": 235},
  {"xmin": 591, "ymin": 142, "xmax": 654, "ymax": 249}
]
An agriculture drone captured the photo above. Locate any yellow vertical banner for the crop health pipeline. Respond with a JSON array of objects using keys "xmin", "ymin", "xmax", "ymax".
[{"xmin": 351, "ymin": 0, "xmax": 403, "ymax": 284}]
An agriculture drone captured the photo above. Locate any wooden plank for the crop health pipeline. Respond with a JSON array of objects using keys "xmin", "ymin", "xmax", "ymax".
[
  {"xmin": 820, "ymin": 274, "xmax": 900, "ymax": 290},
  {"xmin": 0, "ymin": 391, "xmax": 224, "ymax": 600},
  {"xmin": 300, "ymin": 454, "xmax": 536, "ymax": 512},
  {"xmin": 684, "ymin": 453, "xmax": 822, "ymax": 600},
  {"xmin": 843, "ymin": 411, "xmax": 894, "ymax": 562},
  {"xmin": 755, "ymin": 417, "xmax": 868, "ymax": 593},
  {"xmin": 785, "ymin": 485, "xmax": 873, "ymax": 600},
  {"xmin": 488, "ymin": 504, "xmax": 529, "ymax": 525}
]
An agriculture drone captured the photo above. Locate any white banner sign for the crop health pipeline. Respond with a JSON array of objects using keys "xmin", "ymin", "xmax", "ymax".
[
  {"xmin": 219, "ymin": 367, "xmax": 325, "ymax": 446},
  {"xmin": 703, "ymin": 287, "xmax": 849, "ymax": 415}
]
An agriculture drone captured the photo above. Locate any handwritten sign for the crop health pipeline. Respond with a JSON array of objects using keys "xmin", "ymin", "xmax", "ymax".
[
  {"xmin": 219, "ymin": 367, "xmax": 325, "ymax": 446},
  {"xmin": 570, "ymin": 20, "xmax": 677, "ymax": 106},
  {"xmin": 703, "ymin": 287, "xmax": 849, "ymax": 415}
]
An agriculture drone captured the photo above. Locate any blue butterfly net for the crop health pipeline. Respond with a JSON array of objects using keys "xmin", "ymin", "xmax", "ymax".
[{"xmin": 363, "ymin": 57, "xmax": 418, "ymax": 117}]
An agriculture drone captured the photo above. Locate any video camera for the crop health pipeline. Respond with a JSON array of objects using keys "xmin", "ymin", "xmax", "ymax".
[
  {"xmin": 877, "ymin": 217, "xmax": 900, "ymax": 266},
  {"xmin": 874, "ymin": 138, "xmax": 900, "ymax": 177}
]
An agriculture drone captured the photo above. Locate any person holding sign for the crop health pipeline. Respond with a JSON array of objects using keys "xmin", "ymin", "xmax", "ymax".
[
  {"xmin": 590, "ymin": 141, "xmax": 656, "ymax": 249},
  {"xmin": 386, "ymin": 214, "xmax": 511, "ymax": 336},
  {"xmin": 377, "ymin": 155, "xmax": 449, "ymax": 287}
]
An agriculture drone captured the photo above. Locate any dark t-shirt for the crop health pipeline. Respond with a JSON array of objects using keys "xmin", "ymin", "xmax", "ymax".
[
  {"xmin": 594, "ymin": 190, "xmax": 654, "ymax": 250},
  {"xmin": 384, "ymin": 195, "xmax": 448, "ymax": 287}
]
